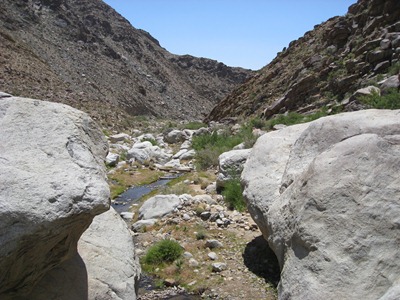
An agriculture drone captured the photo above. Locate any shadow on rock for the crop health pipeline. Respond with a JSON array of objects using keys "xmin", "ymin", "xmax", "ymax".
[{"xmin": 242, "ymin": 235, "xmax": 280, "ymax": 287}]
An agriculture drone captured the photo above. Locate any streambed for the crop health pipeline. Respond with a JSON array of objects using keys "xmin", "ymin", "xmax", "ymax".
[{"xmin": 111, "ymin": 175, "xmax": 201, "ymax": 300}]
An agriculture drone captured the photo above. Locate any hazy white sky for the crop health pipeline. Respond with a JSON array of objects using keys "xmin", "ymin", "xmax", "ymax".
[{"xmin": 102, "ymin": 0, "xmax": 357, "ymax": 70}]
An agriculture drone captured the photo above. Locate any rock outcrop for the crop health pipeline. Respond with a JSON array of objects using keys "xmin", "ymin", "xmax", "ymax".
[
  {"xmin": 242, "ymin": 110, "xmax": 400, "ymax": 299},
  {"xmin": 0, "ymin": 95, "xmax": 109, "ymax": 298},
  {"xmin": 206, "ymin": 0, "xmax": 400, "ymax": 122}
]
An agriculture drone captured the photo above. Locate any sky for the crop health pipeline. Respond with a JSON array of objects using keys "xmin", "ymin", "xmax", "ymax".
[{"xmin": 102, "ymin": 0, "xmax": 357, "ymax": 70}]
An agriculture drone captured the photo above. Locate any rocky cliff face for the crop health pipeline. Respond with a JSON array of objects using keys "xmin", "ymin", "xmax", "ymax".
[
  {"xmin": 0, "ymin": 0, "xmax": 253, "ymax": 127},
  {"xmin": 206, "ymin": 0, "xmax": 400, "ymax": 122}
]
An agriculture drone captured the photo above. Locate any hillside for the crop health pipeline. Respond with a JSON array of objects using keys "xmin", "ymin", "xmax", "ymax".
[
  {"xmin": 0, "ymin": 0, "xmax": 253, "ymax": 128},
  {"xmin": 206, "ymin": 0, "xmax": 400, "ymax": 122}
]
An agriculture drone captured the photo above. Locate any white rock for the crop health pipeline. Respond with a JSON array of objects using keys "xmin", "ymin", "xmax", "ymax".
[
  {"xmin": 216, "ymin": 149, "xmax": 251, "ymax": 189},
  {"xmin": 120, "ymin": 212, "xmax": 134, "ymax": 220},
  {"xmin": 127, "ymin": 148, "xmax": 149, "ymax": 164},
  {"xmin": 208, "ymin": 252, "xmax": 218, "ymax": 260},
  {"xmin": 106, "ymin": 152, "xmax": 120, "ymax": 167},
  {"xmin": 131, "ymin": 219, "xmax": 158, "ymax": 232},
  {"xmin": 164, "ymin": 130, "xmax": 188, "ymax": 144},
  {"xmin": 212, "ymin": 262, "xmax": 227, "ymax": 272},
  {"xmin": 0, "ymin": 97, "xmax": 109, "ymax": 298},
  {"xmin": 188, "ymin": 258, "xmax": 199, "ymax": 267},
  {"xmin": 180, "ymin": 140, "xmax": 192, "ymax": 149},
  {"xmin": 132, "ymin": 141, "xmax": 153, "ymax": 149},
  {"xmin": 139, "ymin": 195, "xmax": 181, "ymax": 220},
  {"xmin": 29, "ymin": 208, "xmax": 141, "ymax": 300},
  {"xmin": 242, "ymin": 110, "xmax": 400, "ymax": 300},
  {"xmin": 193, "ymin": 194, "xmax": 214, "ymax": 204},
  {"xmin": 179, "ymin": 149, "xmax": 196, "ymax": 160},
  {"xmin": 173, "ymin": 149, "xmax": 188, "ymax": 159}
]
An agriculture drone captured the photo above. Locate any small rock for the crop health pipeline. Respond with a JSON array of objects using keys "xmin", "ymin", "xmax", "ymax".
[
  {"xmin": 182, "ymin": 214, "xmax": 191, "ymax": 221},
  {"xmin": 105, "ymin": 152, "xmax": 119, "ymax": 167},
  {"xmin": 208, "ymin": 252, "xmax": 218, "ymax": 260},
  {"xmin": 120, "ymin": 212, "xmax": 134, "ymax": 220},
  {"xmin": 200, "ymin": 211, "xmax": 211, "ymax": 221},
  {"xmin": 212, "ymin": 263, "xmax": 227, "ymax": 272},
  {"xmin": 205, "ymin": 239, "xmax": 223, "ymax": 249},
  {"xmin": 164, "ymin": 278, "xmax": 177, "ymax": 287},
  {"xmin": 189, "ymin": 258, "xmax": 199, "ymax": 267},
  {"xmin": 109, "ymin": 133, "xmax": 130, "ymax": 143},
  {"xmin": 183, "ymin": 252, "xmax": 193, "ymax": 259}
]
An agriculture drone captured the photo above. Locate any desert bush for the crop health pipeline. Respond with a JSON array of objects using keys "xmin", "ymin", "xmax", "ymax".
[
  {"xmin": 192, "ymin": 129, "xmax": 251, "ymax": 170},
  {"xmin": 222, "ymin": 178, "xmax": 246, "ymax": 212},
  {"xmin": 180, "ymin": 121, "xmax": 207, "ymax": 130},
  {"xmin": 359, "ymin": 88, "xmax": 400, "ymax": 109},
  {"xmin": 143, "ymin": 239, "xmax": 183, "ymax": 265},
  {"xmin": 196, "ymin": 231, "xmax": 207, "ymax": 240}
]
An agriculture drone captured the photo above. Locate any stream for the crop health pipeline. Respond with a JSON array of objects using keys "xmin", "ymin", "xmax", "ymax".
[
  {"xmin": 112, "ymin": 176, "xmax": 174, "ymax": 213},
  {"xmin": 111, "ymin": 175, "xmax": 202, "ymax": 300}
]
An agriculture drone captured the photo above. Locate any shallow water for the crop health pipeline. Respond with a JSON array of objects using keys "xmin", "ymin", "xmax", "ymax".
[{"xmin": 112, "ymin": 177, "xmax": 173, "ymax": 213}]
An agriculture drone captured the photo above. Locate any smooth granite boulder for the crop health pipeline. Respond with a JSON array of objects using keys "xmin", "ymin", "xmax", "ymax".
[
  {"xmin": 0, "ymin": 96, "xmax": 109, "ymax": 298},
  {"xmin": 242, "ymin": 110, "xmax": 400, "ymax": 300}
]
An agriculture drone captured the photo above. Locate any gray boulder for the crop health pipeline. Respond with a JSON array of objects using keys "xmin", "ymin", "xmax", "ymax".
[
  {"xmin": 164, "ymin": 129, "xmax": 189, "ymax": 144},
  {"xmin": 132, "ymin": 219, "xmax": 158, "ymax": 232},
  {"xmin": 106, "ymin": 152, "xmax": 120, "ymax": 167},
  {"xmin": 127, "ymin": 144, "xmax": 170, "ymax": 164},
  {"xmin": 179, "ymin": 149, "xmax": 196, "ymax": 160},
  {"xmin": 379, "ymin": 75, "xmax": 400, "ymax": 92},
  {"xmin": 242, "ymin": 110, "xmax": 400, "ymax": 300},
  {"xmin": 109, "ymin": 133, "xmax": 130, "ymax": 143},
  {"xmin": 217, "ymin": 149, "xmax": 251, "ymax": 189},
  {"xmin": 349, "ymin": 85, "xmax": 380, "ymax": 101},
  {"xmin": 27, "ymin": 208, "xmax": 140, "ymax": 300},
  {"xmin": 127, "ymin": 148, "xmax": 150, "ymax": 164},
  {"xmin": 0, "ymin": 97, "xmax": 109, "ymax": 298},
  {"xmin": 139, "ymin": 194, "xmax": 181, "ymax": 220}
]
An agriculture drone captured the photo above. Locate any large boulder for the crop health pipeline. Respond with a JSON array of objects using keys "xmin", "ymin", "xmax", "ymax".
[
  {"xmin": 0, "ymin": 96, "xmax": 110, "ymax": 298},
  {"xmin": 217, "ymin": 149, "xmax": 252, "ymax": 189},
  {"xmin": 26, "ymin": 208, "xmax": 140, "ymax": 300},
  {"xmin": 139, "ymin": 194, "xmax": 181, "ymax": 220},
  {"xmin": 242, "ymin": 110, "xmax": 400, "ymax": 300}
]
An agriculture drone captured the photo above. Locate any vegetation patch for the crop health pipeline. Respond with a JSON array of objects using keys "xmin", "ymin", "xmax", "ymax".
[
  {"xmin": 142, "ymin": 239, "xmax": 184, "ymax": 267},
  {"xmin": 179, "ymin": 121, "xmax": 207, "ymax": 130},
  {"xmin": 192, "ymin": 128, "xmax": 255, "ymax": 170},
  {"xmin": 222, "ymin": 178, "xmax": 246, "ymax": 212},
  {"xmin": 358, "ymin": 88, "xmax": 400, "ymax": 109}
]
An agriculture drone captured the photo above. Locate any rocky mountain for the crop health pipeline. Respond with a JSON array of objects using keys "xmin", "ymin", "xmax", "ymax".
[
  {"xmin": 206, "ymin": 0, "xmax": 400, "ymax": 122},
  {"xmin": 0, "ymin": 0, "xmax": 253, "ymax": 128}
]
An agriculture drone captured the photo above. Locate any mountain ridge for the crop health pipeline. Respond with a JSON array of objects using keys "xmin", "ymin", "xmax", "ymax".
[
  {"xmin": 0, "ymin": 0, "xmax": 253, "ymax": 128},
  {"xmin": 205, "ymin": 0, "xmax": 400, "ymax": 122}
]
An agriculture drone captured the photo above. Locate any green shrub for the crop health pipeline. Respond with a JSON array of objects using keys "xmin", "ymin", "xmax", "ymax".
[
  {"xmin": 388, "ymin": 62, "xmax": 400, "ymax": 76},
  {"xmin": 143, "ymin": 239, "xmax": 183, "ymax": 265},
  {"xmin": 222, "ymin": 178, "xmax": 246, "ymax": 212},
  {"xmin": 192, "ymin": 130, "xmax": 243, "ymax": 170},
  {"xmin": 195, "ymin": 231, "xmax": 207, "ymax": 240},
  {"xmin": 142, "ymin": 137, "xmax": 157, "ymax": 146},
  {"xmin": 181, "ymin": 121, "xmax": 207, "ymax": 130},
  {"xmin": 359, "ymin": 88, "xmax": 400, "ymax": 109}
]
